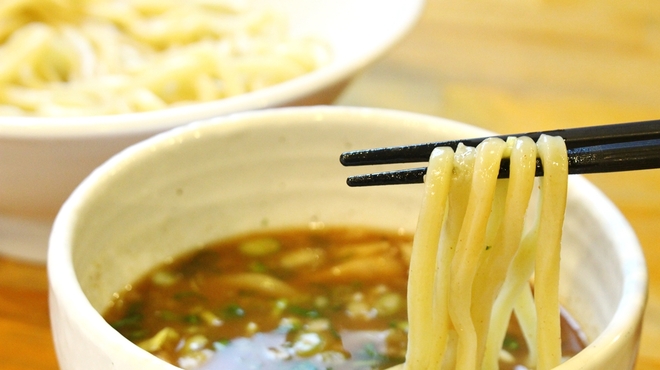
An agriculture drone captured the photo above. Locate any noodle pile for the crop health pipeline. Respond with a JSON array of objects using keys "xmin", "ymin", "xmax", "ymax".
[
  {"xmin": 0, "ymin": 0, "xmax": 330, "ymax": 116},
  {"xmin": 399, "ymin": 134, "xmax": 568, "ymax": 370}
]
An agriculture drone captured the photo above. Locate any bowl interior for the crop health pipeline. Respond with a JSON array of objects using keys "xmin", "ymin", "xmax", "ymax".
[{"xmin": 49, "ymin": 107, "xmax": 647, "ymax": 369}]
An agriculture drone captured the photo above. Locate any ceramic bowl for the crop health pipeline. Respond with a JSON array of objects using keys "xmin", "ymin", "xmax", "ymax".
[
  {"xmin": 0, "ymin": 0, "xmax": 425, "ymax": 263},
  {"xmin": 48, "ymin": 106, "xmax": 647, "ymax": 369}
]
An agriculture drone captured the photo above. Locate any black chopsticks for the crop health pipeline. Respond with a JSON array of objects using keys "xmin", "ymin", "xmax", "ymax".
[{"xmin": 340, "ymin": 119, "xmax": 660, "ymax": 187}]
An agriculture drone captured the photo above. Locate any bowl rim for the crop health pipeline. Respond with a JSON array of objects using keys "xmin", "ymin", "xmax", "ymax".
[
  {"xmin": 555, "ymin": 175, "xmax": 648, "ymax": 368},
  {"xmin": 1, "ymin": 0, "xmax": 425, "ymax": 140},
  {"xmin": 47, "ymin": 105, "xmax": 648, "ymax": 369}
]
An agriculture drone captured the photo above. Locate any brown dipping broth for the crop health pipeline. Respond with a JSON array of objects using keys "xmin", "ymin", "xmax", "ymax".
[{"xmin": 103, "ymin": 227, "xmax": 586, "ymax": 369}]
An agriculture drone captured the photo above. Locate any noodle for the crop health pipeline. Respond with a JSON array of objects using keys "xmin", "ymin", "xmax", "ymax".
[
  {"xmin": 0, "ymin": 0, "xmax": 330, "ymax": 116},
  {"xmin": 533, "ymin": 135, "xmax": 568, "ymax": 369},
  {"xmin": 405, "ymin": 146, "xmax": 454, "ymax": 369},
  {"xmin": 401, "ymin": 134, "xmax": 568, "ymax": 370}
]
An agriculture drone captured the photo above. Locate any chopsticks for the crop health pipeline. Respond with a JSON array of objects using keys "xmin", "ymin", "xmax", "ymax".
[{"xmin": 340, "ymin": 119, "xmax": 660, "ymax": 186}]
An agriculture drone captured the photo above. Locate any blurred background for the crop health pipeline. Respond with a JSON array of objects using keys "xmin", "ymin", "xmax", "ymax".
[
  {"xmin": 340, "ymin": 0, "xmax": 660, "ymax": 127},
  {"xmin": 2, "ymin": 0, "xmax": 660, "ymax": 368}
]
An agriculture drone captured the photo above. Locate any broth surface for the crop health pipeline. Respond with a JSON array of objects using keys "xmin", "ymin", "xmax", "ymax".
[{"xmin": 104, "ymin": 227, "xmax": 585, "ymax": 369}]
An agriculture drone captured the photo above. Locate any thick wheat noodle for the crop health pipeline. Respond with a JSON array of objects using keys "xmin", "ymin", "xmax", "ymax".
[
  {"xmin": 481, "ymin": 136, "xmax": 538, "ymax": 370},
  {"xmin": 468, "ymin": 136, "xmax": 537, "ymax": 370},
  {"xmin": 449, "ymin": 138, "xmax": 507, "ymax": 370},
  {"xmin": 533, "ymin": 135, "xmax": 568, "ymax": 369},
  {"xmin": 395, "ymin": 134, "xmax": 568, "ymax": 370},
  {"xmin": 435, "ymin": 144, "xmax": 475, "ymax": 370},
  {"xmin": 403, "ymin": 146, "xmax": 454, "ymax": 370}
]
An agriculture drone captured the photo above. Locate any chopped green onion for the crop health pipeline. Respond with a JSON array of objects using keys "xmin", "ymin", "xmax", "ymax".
[
  {"xmin": 200, "ymin": 310, "xmax": 223, "ymax": 326},
  {"xmin": 183, "ymin": 314, "xmax": 201, "ymax": 324},
  {"xmin": 110, "ymin": 312, "xmax": 143, "ymax": 329},
  {"xmin": 126, "ymin": 329, "xmax": 149, "ymax": 341},
  {"xmin": 292, "ymin": 332, "xmax": 324, "ymax": 356},
  {"xmin": 137, "ymin": 327, "xmax": 179, "ymax": 352},
  {"xmin": 212, "ymin": 339, "xmax": 230, "ymax": 351},
  {"xmin": 314, "ymin": 296, "xmax": 329, "ymax": 309},
  {"xmin": 305, "ymin": 318, "xmax": 330, "ymax": 332},
  {"xmin": 277, "ymin": 317, "xmax": 303, "ymax": 333},
  {"xmin": 246, "ymin": 321, "xmax": 259, "ymax": 335},
  {"xmin": 249, "ymin": 260, "xmax": 268, "ymax": 273},
  {"xmin": 272, "ymin": 298, "xmax": 289, "ymax": 316},
  {"xmin": 223, "ymin": 304, "xmax": 245, "ymax": 319},
  {"xmin": 362, "ymin": 342, "xmax": 381, "ymax": 359},
  {"xmin": 503, "ymin": 334, "xmax": 520, "ymax": 351},
  {"xmin": 151, "ymin": 270, "xmax": 180, "ymax": 286},
  {"xmin": 389, "ymin": 320, "xmax": 409, "ymax": 332},
  {"xmin": 156, "ymin": 310, "xmax": 178, "ymax": 321},
  {"xmin": 182, "ymin": 334, "xmax": 209, "ymax": 352},
  {"xmin": 287, "ymin": 305, "xmax": 321, "ymax": 318},
  {"xmin": 375, "ymin": 292, "xmax": 403, "ymax": 316},
  {"xmin": 239, "ymin": 237, "xmax": 281, "ymax": 257}
]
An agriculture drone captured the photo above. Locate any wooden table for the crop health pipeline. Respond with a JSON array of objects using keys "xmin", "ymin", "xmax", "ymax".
[{"xmin": 2, "ymin": 0, "xmax": 659, "ymax": 368}]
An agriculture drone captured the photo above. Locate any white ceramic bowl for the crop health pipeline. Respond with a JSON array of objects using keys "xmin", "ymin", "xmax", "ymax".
[
  {"xmin": 48, "ymin": 106, "xmax": 647, "ymax": 370},
  {"xmin": 0, "ymin": 0, "xmax": 425, "ymax": 263}
]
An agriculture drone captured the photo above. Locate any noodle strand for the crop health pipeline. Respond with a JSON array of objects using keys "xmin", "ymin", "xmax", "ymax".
[
  {"xmin": 534, "ymin": 135, "xmax": 568, "ymax": 370},
  {"xmin": 405, "ymin": 147, "xmax": 454, "ymax": 370},
  {"xmin": 449, "ymin": 137, "xmax": 506, "ymax": 370}
]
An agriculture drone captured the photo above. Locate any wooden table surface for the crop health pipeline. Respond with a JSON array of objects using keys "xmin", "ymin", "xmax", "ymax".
[{"xmin": 2, "ymin": 0, "xmax": 660, "ymax": 369}]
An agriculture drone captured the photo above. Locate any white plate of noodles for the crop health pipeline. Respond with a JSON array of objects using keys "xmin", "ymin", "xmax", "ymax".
[
  {"xmin": 0, "ymin": 0, "xmax": 424, "ymax": 129},
  {"xmin": 0, "ymin": 0, "xmax": 425, "ymax": 263}
]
